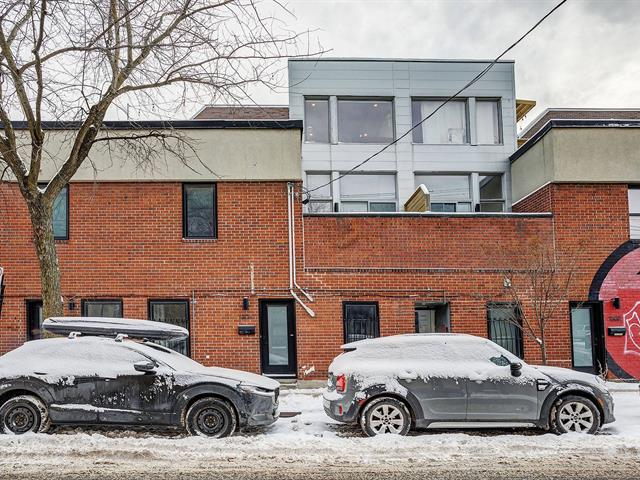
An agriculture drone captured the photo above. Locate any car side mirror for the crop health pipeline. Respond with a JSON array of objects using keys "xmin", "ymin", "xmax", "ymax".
[
  {"xmin": 510, "ymin": 361, "xmax": 523, "ymax": 377},
  {"xmin": 134, "ymin": 360, "xmax": 156, "ymax": 373}
]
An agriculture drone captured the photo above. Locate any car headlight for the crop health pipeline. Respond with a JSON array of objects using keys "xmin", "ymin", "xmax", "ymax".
[{"xmin": 238, "ymin": 383, "xmax": 275, "ymax": 397}]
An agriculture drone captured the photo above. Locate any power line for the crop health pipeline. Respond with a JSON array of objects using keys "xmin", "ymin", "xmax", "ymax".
[{"xmin": 305, "ymin": 0, "xmax": 568, "ymax": 196}]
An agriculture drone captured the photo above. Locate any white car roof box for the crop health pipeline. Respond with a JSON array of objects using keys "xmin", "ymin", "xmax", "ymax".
[{"xmin": 42, "ymin": 317, "xmax": 189, "ymax": 341}]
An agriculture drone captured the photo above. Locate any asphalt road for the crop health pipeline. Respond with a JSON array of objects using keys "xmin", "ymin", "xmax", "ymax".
[{"xmin": 3, "ymin": 455, "xmax": 640, "ymax": 480}]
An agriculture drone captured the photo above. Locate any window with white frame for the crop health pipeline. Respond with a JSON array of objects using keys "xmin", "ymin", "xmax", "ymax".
[
  {"xmin": 306, "ymin": 173, "xmax": 333, "ymax": 212},
  {"xmin": 337, "ymin": 99, "xmax": 393, "ymax": 144},
  {"xmin": 412, "ymin": 99, "xmax": 468, "ymax": 144},
  {"xmin": 476, "ymin": 99, "xmax": 502, "ymax": 145},
  {"xmin": 479, "ymin": 174, "xmax": 505, "ymax": 212},
  {"xmin": 629, "ymin": 186, "xmax": 640, "ymax": 239},
  {"xmin": 414, "ymin": 174, "xmax": 472, "ymax": 212},
  {"xmin": 340, "ymin": 174, "xmax": 397, "ymax": 212}
]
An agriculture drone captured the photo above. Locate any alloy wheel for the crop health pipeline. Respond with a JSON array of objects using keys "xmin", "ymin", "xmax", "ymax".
[
  {"xmin": 369, "ymin": 404, "xmax": 405, "ymax": 434},
  {"xmin": 558, "ymin": 401, "xmax": 594, "ymax": 433}
]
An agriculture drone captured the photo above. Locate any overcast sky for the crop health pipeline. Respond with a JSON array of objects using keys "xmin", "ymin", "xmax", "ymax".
[{"xmin": 244, "ymin": 0, "xmax": 640, "ymax": 129}]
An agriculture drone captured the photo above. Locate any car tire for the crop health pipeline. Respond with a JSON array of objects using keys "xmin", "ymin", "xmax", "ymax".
[
  {"xmin": 0, "ymin": 395, "xmax": 49, "ymax": 435},
  {"xmin": 186, "ymin": 397, "xmax": 237, "ymax": 438},
  {"xmin": 360, "ymin": 397, "xmax": 411, "ymax": 437},
  {"xmin": 550, "ymin": 395, "xmax": 601, "ymax": 435}
]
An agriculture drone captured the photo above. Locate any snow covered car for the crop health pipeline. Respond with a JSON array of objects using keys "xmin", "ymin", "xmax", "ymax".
[
  {"xmin": 323, "ymin": 334, "xmax": 614, "ymax": 436},
  {"xmin": 0, "ymin": 324, "xmax": 280, "ymax": 437}
]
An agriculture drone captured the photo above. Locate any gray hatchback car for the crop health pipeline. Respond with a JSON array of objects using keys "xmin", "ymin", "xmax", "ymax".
[{"xmin": 323, "ymin": 334, "xmax": 614, "ymax": 436}]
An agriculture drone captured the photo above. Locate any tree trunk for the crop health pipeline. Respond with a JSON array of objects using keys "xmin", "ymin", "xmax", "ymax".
[
  {"xmin": 539, "ymin": 329, "xmax": 548, "ymax": 365},
  {"xmin": 27, "ymin": 196, "xmax": 64, "ymax": 319}
]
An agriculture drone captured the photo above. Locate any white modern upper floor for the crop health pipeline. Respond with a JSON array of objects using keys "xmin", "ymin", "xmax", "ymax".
[{"xmin": 288, "ymin": 58, "xmax": 519, "ymax": 213}]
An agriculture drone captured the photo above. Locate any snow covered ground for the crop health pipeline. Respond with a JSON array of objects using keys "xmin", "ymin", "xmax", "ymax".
[{"xmin": 0, "ymin": 386, "xmax": 639, "ymax": 478}]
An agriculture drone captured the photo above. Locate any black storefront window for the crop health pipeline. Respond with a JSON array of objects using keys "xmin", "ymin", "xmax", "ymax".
[
  {"xmin": 149, "ymin": 300, "xmax": 190, "ymax": 356},
  {"xmin": 183, "ymin": 184, "xmax": 217, "ymax": 239},
  {"xmin": 487, "ymin": 303, "xmax": 524, "ymax": 358},
  {"xmin": 82, "ymin": 299, "xmax": 123, "ymax": 318},
  {"xmin": 343, "ymin": 302, "xmax": 380, "ymax": 344}
]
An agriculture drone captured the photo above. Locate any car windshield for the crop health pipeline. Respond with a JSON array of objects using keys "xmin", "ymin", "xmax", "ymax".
[{"xmin": 125, "ymin": 340, "xmax": 207, "ymax": 372}]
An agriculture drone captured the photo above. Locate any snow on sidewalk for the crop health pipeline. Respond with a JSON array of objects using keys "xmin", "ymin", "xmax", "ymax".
[{"xmin": 0, "ymin": 389, "xmax": 639, "ymax": 470}]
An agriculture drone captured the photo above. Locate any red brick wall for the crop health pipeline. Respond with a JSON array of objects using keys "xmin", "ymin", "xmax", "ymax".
[{"xmin": 0, "ymin": 180, "xmax": 633, "ymax": 378}]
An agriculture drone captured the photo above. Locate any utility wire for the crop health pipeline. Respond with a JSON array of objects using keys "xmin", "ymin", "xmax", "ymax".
[{"xmin": 305, "ymin": 0, "xmax": 568, "ymax": 196}]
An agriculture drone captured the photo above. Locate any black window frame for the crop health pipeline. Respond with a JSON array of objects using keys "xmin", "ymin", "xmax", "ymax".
[
  {"xmin": 475, "ymin": 98, "xmax": 504, "ymax": 146},
  {"xmin": 148, "ymin": 299, "xmax": 191, "ymax": 357},
  {"xmin": 38, "ymin": 183, "xmax": 69, "ymax": 240},
  {"xmin": 411, "ymin": 97, "xmax": 470, "ymax": 145},
  {"xmin": 486, "ymin": 302, "xmax": 524, "ymax": 359},
  {"xmin": 182, "ymin": 183, "xmax": 217, "ymax": 239},
  {"xmin": 343, "ymin": 301, "xmax": 380, "ymax": 344},
  {"xmin": 336, "ymin": 97, "xmax": 395, "ymax": 144},
  {"xmin": 81, "ymin": 299, "xmax": 124, "ymax": 318},
  {"xmin": 303, "ymin": 97, "xmax": 331, "ymax": 144}
]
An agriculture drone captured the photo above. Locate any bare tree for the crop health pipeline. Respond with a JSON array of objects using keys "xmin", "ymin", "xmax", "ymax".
[
  {"xmin": 497, "ymin": 238, "xmax": 582, "ymax": 365},
  {"xmin": 0, "ymin": 0, "xmax": 321, "ymax": 318}
]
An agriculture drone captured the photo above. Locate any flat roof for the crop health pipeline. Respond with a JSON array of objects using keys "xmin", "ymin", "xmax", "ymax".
[
  {"xmin": 5, "ymin": 119, "xmax": 302, "ymax": 130},
  {"xmin": 511, "ymin": 119, "xmax": 640, "ymax": 162},
  {"xmin": 289, "ymin": 57, "xmax": 514, "ymax": 64}
]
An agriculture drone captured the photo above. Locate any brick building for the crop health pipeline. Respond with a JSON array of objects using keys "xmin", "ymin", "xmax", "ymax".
[{"xmin": 1, "ymin": 118, "xmax": 639, "ymax": 380}]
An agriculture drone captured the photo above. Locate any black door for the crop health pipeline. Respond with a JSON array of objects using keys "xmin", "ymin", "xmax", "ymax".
[
  {"xmin": 259, "ymin": 300, "xmax": 296, "ymax": 377},
  {"xmin": 26, "ymin": 300, "xmax": 44, "ymax": 340},
  {"xmin": 570, "ymin": 301, "xmax": 605, "ymax": 374}
]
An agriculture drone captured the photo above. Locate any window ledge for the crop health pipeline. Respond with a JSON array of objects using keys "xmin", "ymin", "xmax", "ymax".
[{"xmin": 182, "ymin": 237, "xmax": 218, "ymax": 243}]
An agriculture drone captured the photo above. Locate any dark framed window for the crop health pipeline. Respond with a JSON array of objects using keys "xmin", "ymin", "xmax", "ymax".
[
  {"xmin": 343, "ymin": 302, "xmax": 380, "ymax": 344},
  {"xmin": 183, "ymin": 183, "xmax": 217, "ymax": 239},
  {"xmin": 82, "ymin": 299, "xmax": 123, "ymax": 318},
  {"xmin": 26, "ymin": 300, "xmax": 44, "ymax": 340},
  {"xmin": 337, "ymin": 98, "xmax": 394, "ymax": 144},
  {"xmin": 149, "ymin": 300, "xmax": 190, "ymax": 356},
  {"xmin": 39, "ymin": 184, "xmax": 69, "ymax": 240},
  {"xmin": 487, "ymin": 303, "xmax": 523, "ymax": 358},
  {"xmin": 304, "ymin": 98, "xmax": 330, "ymax": 143},
  {"xmin": 412, "ymin": 98, "xmax": 468, "ymax": 144},
  {"xmin": 479, "ymin": 174, "xmax": 505, "ymax": 212}
]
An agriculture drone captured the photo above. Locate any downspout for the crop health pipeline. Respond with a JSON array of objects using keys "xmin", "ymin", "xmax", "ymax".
[{"xmin": 287, "ymin": 183, "xmax": 315, "ymax": 317}]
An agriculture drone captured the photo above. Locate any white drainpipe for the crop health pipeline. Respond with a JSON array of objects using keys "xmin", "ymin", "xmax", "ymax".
[{"xmin": 287, "ymin": 183, "xmax": 315, "ymax": 317}]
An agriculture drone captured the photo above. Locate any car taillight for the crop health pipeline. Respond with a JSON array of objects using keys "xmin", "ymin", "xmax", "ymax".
[{"xmin": 336, "ymin": 374, "xmax": 347, "ymax": 393}]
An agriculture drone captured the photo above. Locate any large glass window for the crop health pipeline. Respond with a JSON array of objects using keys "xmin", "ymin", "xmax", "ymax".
[
  {"xmin": 149, "ymin": 300, "xmax": 190, "ymax": 356},
  {"xmin": 343, "ymin": 302, "xmax": 379, "ymax": 343},
  {"xmin": 570, "ymin": 305, "xmax": 594, "ymax": 369},
  {"xmin": 340, "ymin": 174, "xmax": 396, "ymax": 212},
  {"xmin": 487, "ymin": 303, "xmax": 523, "ymax": 358},
  {"xmin": 414, "ymin": 174, "xmax": 471, "ymax": 212},
  {"xmin": 479, "ymin": 174, "xmax": 505, "ymax": 212},
  {"xmin": 338, "ymin": 99, "xmax": 393, "ymax": 144},
  {"xmin": 82, "ymin": 299, "xmax": 123, "ymax": 318},
  {"xmin": 476, "ymin": 99, "xmax": 501, "ymax": 145},
  {"xmin": 304, "ymin": 98, "xmax": 329, "ymax": 143},
  {"xmin": 629, "ymin": 186, "xmax": 640, "ymax": 239},
  {"xmin": 412, "ymin": 99, "xmax": 468, "ymax": 144},
  {"xmin": 306, "ymin": 173, "xmax": 333, "ymax": 213},
  {"xmin": 183, "ymin": 184, "xmax": 216, "ymax": 239}
]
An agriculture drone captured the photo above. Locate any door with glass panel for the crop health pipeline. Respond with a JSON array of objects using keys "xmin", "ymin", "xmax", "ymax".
[
  {"xmin": 259, "ymin": 300, "xmax": 296, "ymax": 376},
  {"xmin": 570, "ymin": 302, "xmax": 605, "ymax": 374}
]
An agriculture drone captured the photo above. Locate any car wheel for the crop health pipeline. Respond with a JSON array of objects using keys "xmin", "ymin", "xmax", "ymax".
[
  {"xmin": 360, "ymin": 397, "xmax": 411, "ymax": 437},
  {"xmin": 186, "ymin": 397, "xmax": 237, "ymax": 438},
  {"xmin": 0, "ymin": 395, "xmax": 49, "ymax": 435},
  {"xmin": 550, "ymin": 395, "xmax": 601, "ymax": 435}
]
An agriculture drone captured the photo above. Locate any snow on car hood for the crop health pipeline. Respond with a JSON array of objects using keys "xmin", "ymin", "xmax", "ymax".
[
  {"xmin": 532, "ymin": 365, "xmax": 605, "ymax": 389},
  {"xmin": 193, "ymin": 366, "xmax": 280, "ymax": 390}
]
